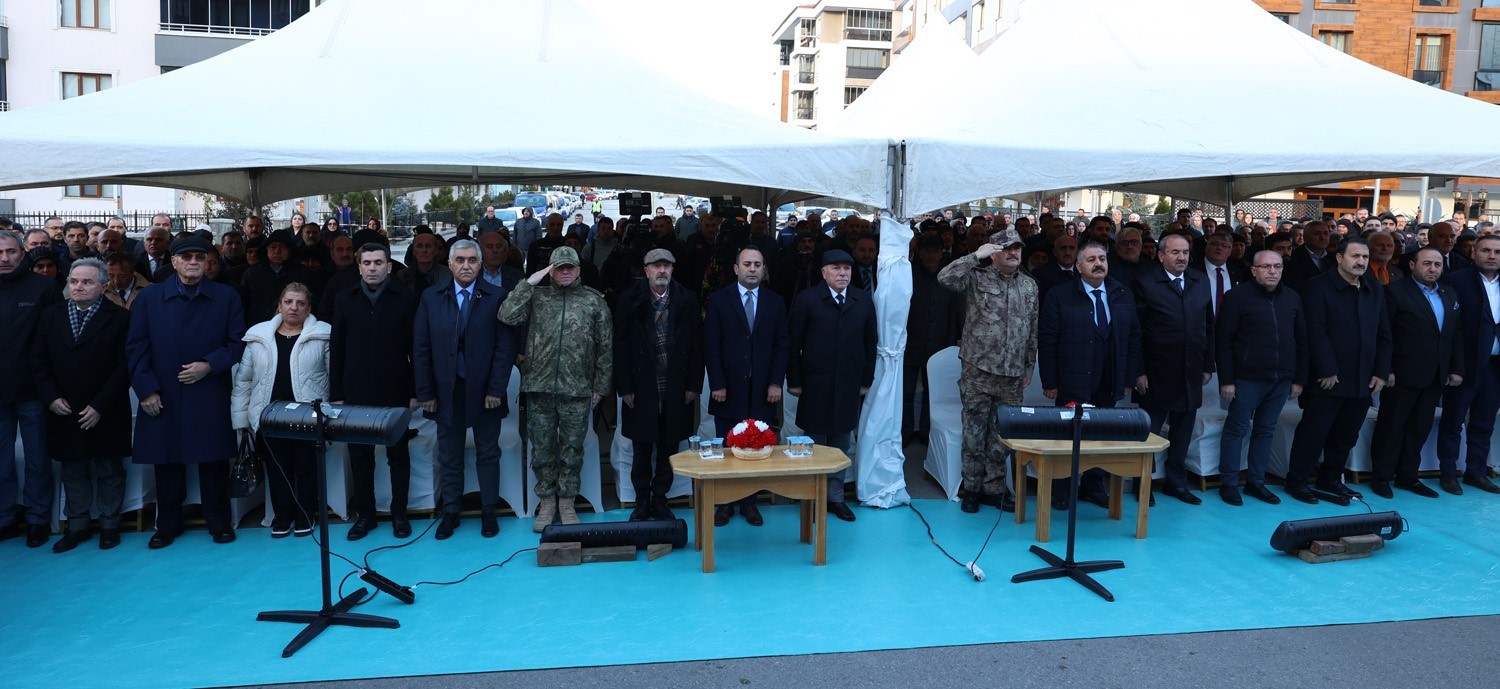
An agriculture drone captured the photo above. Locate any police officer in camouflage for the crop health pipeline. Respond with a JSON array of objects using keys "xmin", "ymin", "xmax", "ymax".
[
  {"xmin": 937, "ymin": 229, "xmax": 1037, "ymax": 513},
  {"xmin": 500, "ymin": 246, "xmax": 613, "ymax": 533}
]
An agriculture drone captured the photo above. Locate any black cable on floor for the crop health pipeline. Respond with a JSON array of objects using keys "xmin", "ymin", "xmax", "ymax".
[
  {"xmin": 410, "ymin": 547, "xmax": 538, "ymax": 589},
  {"xmin": 906, "ymin": 502, "xmax": 1002, "ymax": 581}
]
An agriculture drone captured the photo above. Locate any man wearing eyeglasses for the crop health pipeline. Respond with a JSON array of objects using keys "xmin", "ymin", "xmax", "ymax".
[
  {"xmin": 1108, "ymin": 223, "xmax": 1146, "ymax": 289},
  {"xmin": 1215, "ymin": 250, "xmax": 1306, "ymax": 505},
  {"xmin": 126, "ymin": 236, "xmax": 247, "ymax": 549}
]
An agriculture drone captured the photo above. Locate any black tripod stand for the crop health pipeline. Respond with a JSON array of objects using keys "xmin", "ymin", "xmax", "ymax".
[
  {"xmin": 1010, "ymin": 404, "xmax": 1125, "ymax": 602},
  {"xmin": 257, "ymin": 400, "xmax": 399, "ymax": 657}
]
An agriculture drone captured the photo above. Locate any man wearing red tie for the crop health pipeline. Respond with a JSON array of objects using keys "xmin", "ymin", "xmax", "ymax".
[{"xmin": 1195, "ymin": 231, "xmax": 1246, "ymax": 318}]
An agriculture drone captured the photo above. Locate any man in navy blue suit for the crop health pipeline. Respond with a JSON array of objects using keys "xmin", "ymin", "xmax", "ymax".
[
  {"xmin": 1038, "ymin": 241, "xmax": 1142, "ymax": 509},
  {"xmin": 1436, "ymin": 234, "xmax": 1500, "ymax": 495},
  {"xmin": 704, "ymin": 246, "xmax": 789, "ymax": 527},
  {"xmin": 414, "ymin": 239, "xmax": 518, "ymax": 540}
]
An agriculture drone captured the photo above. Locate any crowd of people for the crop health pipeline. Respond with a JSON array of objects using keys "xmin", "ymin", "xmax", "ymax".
[{"xmin": 1, "ymin": 199, "xmax": 1496, "ymax": 553}]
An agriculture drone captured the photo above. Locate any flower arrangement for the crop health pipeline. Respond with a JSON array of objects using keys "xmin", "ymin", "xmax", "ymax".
[{"xmin": 727, "ymin": 419, "xmax": 778, "ymax": 459}]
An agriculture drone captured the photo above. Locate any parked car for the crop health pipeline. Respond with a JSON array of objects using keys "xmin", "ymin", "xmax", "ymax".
[{"xmin": 513, "ymin": 192, "xmax": 550, "ymax": 217}]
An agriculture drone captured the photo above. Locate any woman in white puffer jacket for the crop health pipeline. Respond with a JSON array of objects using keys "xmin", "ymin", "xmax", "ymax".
[{"xmin": 231, "ymin": 282, "xmax": 330, "ymax": 538}]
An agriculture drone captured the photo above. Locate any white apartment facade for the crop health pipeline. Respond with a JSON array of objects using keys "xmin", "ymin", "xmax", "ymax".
[
  {"xmin": 772, "ymin": 1, "xmax": 901, "ymax": 130},
  {"xmin": 0, "ymin": 0, "xmax": 320, "ymax": 220}
]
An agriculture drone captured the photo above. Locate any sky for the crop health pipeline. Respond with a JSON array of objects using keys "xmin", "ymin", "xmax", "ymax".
[{"xmin": 583, "ymin": 0, "xmax": 802, "ymax": 116}]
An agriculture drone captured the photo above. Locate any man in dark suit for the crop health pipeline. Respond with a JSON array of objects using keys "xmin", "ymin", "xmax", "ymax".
[
  {"xmin": 1038, "ymin": 241, "xmax": 1142, "ymax": 508},
  {"xmin": 788, "ymin": 249, "xmax": 878, "ymax": 522},
  {"xmin": 1134, "ymin": 234, "xmax": 1214, "ymax": 505},
  {"xmin": 1285, "ymin": 237, "xmax": 1392, "ymax": 504},
  {"xmin": 850, "ymin": 234, "xmax": 879, "ymax": 293},
  {"xmin": 1402, "ymin": 221, "xmax": 1468, "ymax": 280},
  {"xmin": 1436, "ymin": 235, "xmax": 1500, "ymax": 495},
  {"xmin": 330, "ymin": 242, "xmax": 419, "ymax": 540},
  {"xmin": 705, "ymin": 246, "xmax": 789, "ymax": 526},
  {"xmin": 413, "ymin": 239, "xmax": 519, "ymax": 540},
  {"xmin": 136, "ymin": 221, "xmax": 173, "ymax": 281},
  {"xmin": 240, "ymin": 230, "xmax": 314, "ymax": 324},
  {"xmin": 614, "ymin": 249, "xmax": 703, "ymax": 521},
  {"xmin": 1032, "ymin": 234, "xmax": 1079, "ymax": 302},
  {"xmin": 1370, "ymin": 247, "xmax": 1465, "ymax": 498},
  {"xmin": 1282, "ymin": 221, "xmax": 1335, "ymax": 291},
  {"xmin": 1194, "ymin": 231, "xmax": 1245, "ymax": 320},
  {"xmin": 31, "ymin": 258, "xmax": 132, "ymax": 552}
]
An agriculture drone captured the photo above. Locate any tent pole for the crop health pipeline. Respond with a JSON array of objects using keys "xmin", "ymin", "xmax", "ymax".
[
  {"xmin": 1372, "ymin": 177, "xmax": 1381, "ymax": 215},
  {"xmin": 249, "ymin": 170, "xmax": 262, "ymax": 216},
  {"xmin": 891, "ymin": 141, "xmax": 906, "ymax": 218},
  {"xmin": 1224, "ymin": 178, "xmax": 1234, "ymax": 227},
  {"xmin": 380, "ymin": 188, "xmax": 388, "ymax": 230},
  {"xmin": 1419, "ymin": 176, "xmax": 1430, "ymax": 223}
]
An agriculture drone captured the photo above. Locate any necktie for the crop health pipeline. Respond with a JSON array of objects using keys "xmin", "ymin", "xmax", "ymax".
[
  {"xmin": 836, "ymin": 293, "xmax": 846, "ymax": 309},
  {"xmin": 863, "ymin": 267, "xmax": 874, "ymax": 290},
  {"xmin": 1215, "ymin": 267, "xmax": 1226, "ymax": 314},
  {"xmin": 1091, "ymin": 288, "xmax": 1109, "ymax": 337},
  {"xmin": 1173, "ymin": 276, "xmax": 1184, "ymax": 294},
  {"xmin": 744, "ymin": 290, "xmax": 756, "ymax": 334},
  {"xmin": 456, "ymin": 288, "xmax": 472, "ymax": 376}
]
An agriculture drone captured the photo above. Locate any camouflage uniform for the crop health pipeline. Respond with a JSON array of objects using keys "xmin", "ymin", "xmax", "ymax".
[
  {"xmin": 936, "ymin": 229, "xmax": 1038, "ymax": 497},
  {"xmin": 499, "ymin": 248, "xmax": 613, "ymax": 498}
]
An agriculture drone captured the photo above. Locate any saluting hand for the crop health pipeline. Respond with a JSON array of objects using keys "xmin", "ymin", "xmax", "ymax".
[
  {"xmin": 973, "ymin": 243, "xmax": 1003, "ymax": 260},
  {"xmin": 527, "ymin": 265, "xmax": 551, "ymax": 286}
]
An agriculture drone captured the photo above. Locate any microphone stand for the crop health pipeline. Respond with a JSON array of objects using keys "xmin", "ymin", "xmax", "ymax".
[
  {"xmin": 1010, "ymin": 403, "xmax": 1125, "ymax": 602},
  {"xmin": 257, "ymin": 399, "xmax": 400, "ymax": 657}
]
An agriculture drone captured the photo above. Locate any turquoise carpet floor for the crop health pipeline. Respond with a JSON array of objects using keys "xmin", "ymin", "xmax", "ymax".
[{"xmin": 4, "ymin": 494, "xmax": 1499, "ymax": 689}]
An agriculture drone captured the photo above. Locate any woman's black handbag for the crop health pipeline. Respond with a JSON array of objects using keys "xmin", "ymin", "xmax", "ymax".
[{"xmin": 229, "ymin": 434, "xmax": 263, "ymax": 499}]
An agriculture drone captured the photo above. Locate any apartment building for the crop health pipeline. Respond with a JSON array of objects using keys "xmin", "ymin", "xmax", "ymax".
[
  {"xmin": 0, "ymin": 0, "xmax": 320, "ymax": 218},
  {"xmin": 772, "ymin": 1, "xmax": 901, "ymax": 129}
]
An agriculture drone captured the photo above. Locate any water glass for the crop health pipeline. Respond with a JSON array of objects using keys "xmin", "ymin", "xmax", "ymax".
[
  {"xmin": 711, "ymin": 438, "xmax": 725, "ymax": 457},
  {"xmin": 699, "ymin": 439, "xmax": 714, "ymax": 458}
]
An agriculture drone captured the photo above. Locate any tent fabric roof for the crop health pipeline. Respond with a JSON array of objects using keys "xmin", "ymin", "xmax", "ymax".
[
  {"xmin": 0, "ymin": 0, "xmax": 893, "ymax": 208},
  {"xmin": 894, "ymin": 0, "xmax": 1500, "ymax": 216}
]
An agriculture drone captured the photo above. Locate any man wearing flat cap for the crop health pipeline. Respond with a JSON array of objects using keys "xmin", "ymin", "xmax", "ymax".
[
  {"xmin": 501, "ymin": 245, "xmax": 612, "ymax": 532},
  {"xmin": 127, "ymin": 235, "xmax": 246, "ymax": 548},
  {"xmin": 788, "ymin": 248, "xmax": 877, "ymax": 522},
  {"xmin": 613, "ymin": 248, "xmax": 703, "ymax": 520},
  {"xmin": 938, "ymin": 229, "xmax": 1037, "ymax": 513}
]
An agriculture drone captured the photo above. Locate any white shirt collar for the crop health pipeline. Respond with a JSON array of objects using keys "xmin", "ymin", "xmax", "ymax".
[
  {"xmin": 454, "ymin": 281, "xmax": 473, "ymax": 298},
  {"xmin": 737, "ymin": 282, "xmax": 757, "ymax": 299},
  {"xmin": 828, "ymin": 286, "xmax": 846, "ymax": 300}
]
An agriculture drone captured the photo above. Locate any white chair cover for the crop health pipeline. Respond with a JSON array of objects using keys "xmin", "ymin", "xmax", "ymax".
[
  {"xmin": 922, "ymin": 347, "xmax": 963, "ymax": 501},
  {"xmin": 608, "ymin": 397, "xmax": 694, "ymax": 504}
]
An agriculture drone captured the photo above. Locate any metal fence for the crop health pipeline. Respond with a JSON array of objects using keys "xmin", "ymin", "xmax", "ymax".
[
  {"xmin": 1, "ymin": 211, "xmax": 219, "ymax": 235},
  {"xmin": 1171, "ymin": 199, "xmax": 1325, "ymax": 224}
]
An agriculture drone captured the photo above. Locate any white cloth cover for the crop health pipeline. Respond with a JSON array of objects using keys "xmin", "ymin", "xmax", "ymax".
[
  {"xmin": 609, "ymin": 397, "xmax": 694, "ymax": 505},
  {"xmin": 857, "ymin": 216, "xmax": 913, "ymax": 508},
  {"xmin": 923, "ymin": 347, "xmax": 964, "ymax": 501},
  {"xmin": 0, "ymin": 0, "xmax": 891, "ymax": 209}
]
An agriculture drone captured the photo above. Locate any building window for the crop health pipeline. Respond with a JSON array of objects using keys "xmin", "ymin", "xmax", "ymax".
[
  {"xmin": 1271, "ymin": 13, "xmax": 1292, "ymax": 23},
  {"xmin": 846, "ymin": 47, "xmax": 889, "ymax": 79},
  {"xmin": 61, "ymin": 0, "xmax": 111, "ymax": 30},
  {"xmin": 843, "ymin": 86, "xmax": 866, "ymax": 107},
  {"xmin": 65, "ymin": 184, "xmax": 118, "ymax": 198},
  {"xmin": 1413, "ymin": 34, "xmax": 1445, "ymax": 87},
  {"xmin": 796, "ymin": 55, "xmax": 815, "ymax": 84},
  {"xmin": 159, "ymin": 0, "xmax": 312, "ymax": 36},
  {"xmin": 779, "ymin": 40, "xmax": 793, "ymax": 66},
  {"xmin": 795, "ymin": 91, "xmax": 815, "ymax": 121},
  {"xmin": 1417, "ymin": 0, "xmax": 1450, "ymax": 6},
  {"xmin": 61, "ymin": 72, "xmax": 111, "ymax": 99},
  {"xmin": 798, "ymin": 18, "xmax": 817, "ymax": 48},
  {"xmin": 1319, "ymin": 31, "xmax": 1351, "ymax": 53},
  {"xmin": 1479, "ymin": 24, "xmax": 1500, "ymax": 92},
  {"xmin": 845, "ymin": 9, "xmax": 892, "ymax": 42}
]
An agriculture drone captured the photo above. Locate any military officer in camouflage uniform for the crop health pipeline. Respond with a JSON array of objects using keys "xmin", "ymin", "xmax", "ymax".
[
  {"xmin": 937, "ymin": 229, "xmax": 1038, "ymax": 513},
  {"xmin": 500, "ymin": 246, "xmax": 613, "ymax": 532}
]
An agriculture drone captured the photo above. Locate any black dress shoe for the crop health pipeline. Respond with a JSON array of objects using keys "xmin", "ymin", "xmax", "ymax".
[
  {"xmin": 960, "ymin": 494, "xmax": 980, "ymax": 513},
  {"xmin": 1162, "ymin": 484, "xmax": 1202, "ymax": 506},
  {"xmin": 1464, "ymin": 475, "xmax": 1500, "ymax": 494},
  {"xmin": 26, "ymin": 524, "xmax": 50, "ymax": 548},
  {"xmin": 629, "ymin": 503, "xmax": 651, "ymax": 521},
  {"xmin": 713, "ymin": 505, "xmax": 734, "ymax": 527},
  {"xmin": 1317, "ymin": 481, "xmax": 1363, "ymax": 500},
  {"xmin": 1285, "ymin": 483, "xmax": 1319, "ymax": 504},
  {"xmin": 148, "ymin": 530, "xmax": 181, "ymax": 549},
  {"xmin": 1369, "ymin": 481, "xmax": 1393, "ymax": 499},
  {"xmin": 1128, "ymin": 482, "xmax": 1157, "ymax": 507},
  {"xmin": 211, "ymin": 529, "xmax": 236, "ymax": 544},
  {"xmin": 347, "ymin": 517, "xmax": 376, "ymax": 541},
  {"xmin": 998, "ymin": 494, "xmax": 1016, "ymax": 513},
  {"xmin": 481, "ymin": 512, "xmax": 499, "ymax": 538},
  {"xmin": 52, "ymin": 529, "xmax": 92, "ymax": 553},
  {"xmin": 1219, "ymin": 485, "xmax": 1243, "ymax": 506},
  {"xmin": 391, "ymin": 514, "xmax": 412, "ymax": 538},
  {"xmin": 435, "ymin": 514, "xmax": 460, "ymax": 540},
  {"xmin": 1244, "ymin": 483, "xmax": 1281, "ymax": 505},
  {"xmin": 1441, "ymin": 477, "xmax": 1464, "ymax": 495},
  {"xmin": 99, "ymin": 528, "xmax": 121, "ymax": 550},
  {"xmin": 1396, "ymin": 480, "xmax": 1439, "ymax": 498},
  {"xmin": 1078, "ymin": 491, "xmax": 1111, "ymax": 509},
  {"xmin": 828, "ymin": 502, "xmax": 856, "ymax": 522},
  {"xmin": 650, "ymin": 498, "xmax": 676, "ymax": 521},
  {"xmin": 1051, "ymin": 495, "xmax": 1070, "ymax": 511},
  {"xmin": 741, "ymin": 503, "xmax": 764, "ymax": 526}
]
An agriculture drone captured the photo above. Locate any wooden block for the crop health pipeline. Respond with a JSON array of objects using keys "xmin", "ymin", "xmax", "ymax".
[
  {"xmin": 1296, "ymin": 549, "xmax": 1372, "ymax": 564},
  {"xmin": 1339, "ymin": 534, "xmax": 1385, "ymax": 555},
  {"xmin": 1309, "ymin": 540, "xmax": 1346, "ymax": 555},
  {"xmin": 538, "ymin": 542, "xmax": 582, "ymax": 567},
  {"xmin": 581, "ymin": 545, "xmax": 638, "ymax": 563},
  {"xmin": 647, "ymin": 543, "xmax": 673, "ymax": 561}
]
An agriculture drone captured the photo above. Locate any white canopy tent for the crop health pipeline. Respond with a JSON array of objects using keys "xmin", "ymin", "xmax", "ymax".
[
  {"xmin": 823, "ymin": 22, "xmax": 979, "ymax": 138},
  {"xmin": 0, "ymin": 0, "xmax": 892, "ymax": 209},
  {"xmin": 895, "ymin": 0, "xmax": 1500, "ymax": 217}
]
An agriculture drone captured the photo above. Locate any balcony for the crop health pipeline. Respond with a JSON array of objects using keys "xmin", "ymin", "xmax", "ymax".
[
  {"xmin": 797, "ymin": 70, "xmax": 816, "ymax": 84},
  {"xmin": 796, "ymin": 35, "xmax": 818, "ymax": 52},
  {"xmin": 1413, "ymin": 69, "xmax": 1444, "ymax": 87},
  {"xmin": 795, "ymin": 105, "xmax": 816, "ymax": 121},
  {"xmin": 1477, "ymin": 71, "xmax": 1499, "ymax": 92},
  {"xmin": 0, "ymin": 101, "xmax": 9, "ymax": 112},
  {"xmin": 844, "ymin": 28, "xmax": 892, "ymax": 42},
  {"xmin": 846, "ymin": 66, "xmax": 887, "ymax": 80},
  {"xmin": 159, "ymin": 21, "xmax": 276, "ymax": 36}
]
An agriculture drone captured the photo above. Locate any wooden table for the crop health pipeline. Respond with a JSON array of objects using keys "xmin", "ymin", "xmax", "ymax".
[
  {"xmin": 670, "ymin": 445, "xmax": 851, "ymax": 573},
  {"xmin": 1002, "ymin": 433, "xmax": 1169, "ymax": 543}
]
